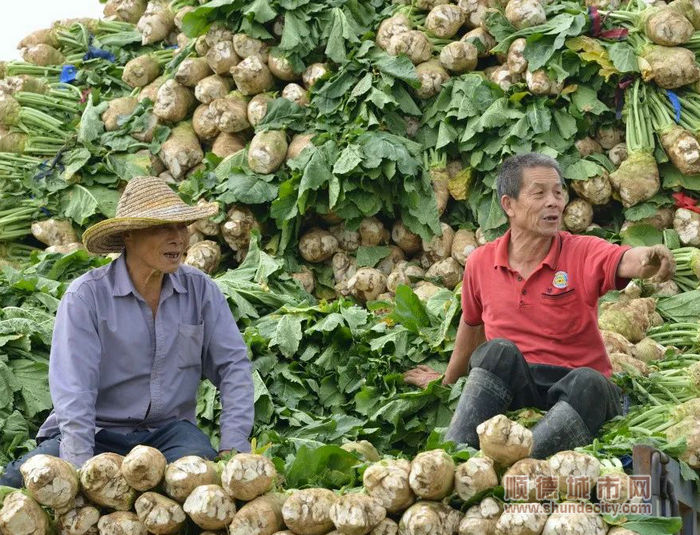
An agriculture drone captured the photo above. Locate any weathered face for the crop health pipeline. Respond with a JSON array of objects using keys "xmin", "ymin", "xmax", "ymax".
[
  {"xmin": 501, "ymin": 166, "xmax": 566, "ymax": 237},
  {"xmin": 123, "ymin": 223, "xmax": 189, "ymax": 274}
]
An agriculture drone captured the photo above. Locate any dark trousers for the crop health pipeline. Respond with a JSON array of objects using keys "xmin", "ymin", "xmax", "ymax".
[
  {"xmin": 469, "ymin": 338, "xmax": 622, "ymax": 433},
  {"xmin": 0, "ymin": 420, "xmax": 217, "ymax": 489}
]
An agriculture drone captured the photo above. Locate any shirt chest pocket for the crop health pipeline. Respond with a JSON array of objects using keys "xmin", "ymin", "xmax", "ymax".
[
  {"xmin": 177, "ymin": 323, "xmax": 204, "ymax": 369},
  {"xmin": 539, "ymin": 289, "xmax": 580, "ymax": 335}
]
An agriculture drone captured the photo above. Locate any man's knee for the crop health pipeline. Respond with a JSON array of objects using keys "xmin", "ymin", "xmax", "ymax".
[
  {"xmin": 0, "ymin": 461, "xmax": 24, "ymax": 488},
  {"xmin": 470, "ymin": 338, "xmax": 522, "ymax": 373},
  {"xmin": 566, "ymin": 367, "xmax": 610, "ymax": 397},
  {"xmin": 153, "ymin": 421, "xmax": 217, "ymax": 462}
]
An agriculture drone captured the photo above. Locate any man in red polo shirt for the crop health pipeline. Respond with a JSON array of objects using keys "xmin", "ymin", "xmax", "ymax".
[{"xmin": 405, "ymin": 153, "xmax": 675, "ymax": 458}]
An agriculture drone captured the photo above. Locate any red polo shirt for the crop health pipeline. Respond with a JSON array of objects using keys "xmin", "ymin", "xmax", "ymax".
[{"xmin": 462, "ymin": 230, "xmax": 631, "ymax": 377}]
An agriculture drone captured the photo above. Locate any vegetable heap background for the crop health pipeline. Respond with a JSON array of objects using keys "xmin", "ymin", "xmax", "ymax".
[{"xmin": 0, "ymin": 0, "xmax": 699, "ymax": 524}]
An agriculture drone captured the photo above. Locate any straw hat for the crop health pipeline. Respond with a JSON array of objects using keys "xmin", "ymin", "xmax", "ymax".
[{"xmin": 82, "ymin": 176, "xmax": 218, "ymax": 254}]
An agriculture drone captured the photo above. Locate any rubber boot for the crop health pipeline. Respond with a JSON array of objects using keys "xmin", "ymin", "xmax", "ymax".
[
  {"xmin": 445, "ymin": 367, "xmax": 513, "ymax": 448},
  {"xmin": 530, "ymin": 400, "xmax": 594, "ymax": 459}
]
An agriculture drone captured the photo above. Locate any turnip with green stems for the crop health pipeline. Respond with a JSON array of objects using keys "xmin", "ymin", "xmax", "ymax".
[
  {"xmin": 233, "ymin": 34, "xmax": 269, "ymax": 61},
  {"xmin": 505, "ymin": 0, "xmax": 546, "ymax": 29},
  {"xmin": 98, "ymin": 512, "xmax": 147, "ymax": 535},
  {"xmin": 221, "ymin": 205, "xmax": 259, "ymax": 261},
  {"xmin": 176, "ymin": 57, "xmax": 213, "ymax": 88},
  {"xmin": 563, "ymin": 199, "xmax": 593, "ymax": 234},
  {"xmin": 439, "ymin": 41, "xmax": 478, "ymax": 74},
  {"xmin": 303, "ymin": 63, "xmax": 330, "ymax": 88},
  {"xmin": 458, "ymin": 497, "xmax": 502, "ymax": 535},
  {"xmin": 56, "ymin": 495, "xmax": 100, "ymax": 535},
  {"xmin": 153, "ymin": 79, "xmax": 194, "ymax": 123},
  {"xmin": 282, "ymin": 83, "xmax": 309, "ymax": 107},
  {"xmin": 184, "ymin": 240, "xmax": 221, "ymax": 274},
  {"xmin": 348, "ymin": 268, "xmax": 388, "ymax": 303},
  {"xmin": 282, "ymin": 489, "xmax": 338, "ymax": 535},
  {"xmin": 415, "ymin": 60, "xmax": 450, "ymax": 99},
  {"xmin": 292, "ymin": 266, "xmax": 315, "ymax": 294},
  {"xmin": 0, "ymin": 492, "xmax": 49, "ymax": 535},
  {"xmin": 122, "ymin": 54, "xmax": 161, "ymax": 88},
  {"xmin": 248, "ymin": 130, "xmax": 287, "ymax": 174},
  {"xmin": 80, "ymin": 453, "xmax": 137, "ymax": 511},
  {"xmin": 595, "ymin": 125, "xmax": 624, "ymax": 149},
  {"xmin": 574, "ymin": 137, "xmax": 603, "ymax": 157},
  {"xmin": 633, "ymin": 337, "xmax": 666, "ymax": 363},
  {"xmin": 329, "ymin": 494, "xmax": 386, "ymax": 535},
  {"xmin": 598, "ymin": 300, "xmax": 653, "ymax": 343},
  {"xmin": 137, "ymin": 1, "xmax": 174, "ymax": 45},
  {"xmin": 670, "ymin": 0, "xmax": 700, "ymax": 28},
  {"xmin": 231, "ymin": 55, "xmax": 275, "ymax": 96},
  {"xmin": 477, "ymin": 414, "xmax": 533, "ymax": 467},
  {"xmin": 376, "ymin": 14, "xmax": 412, "ymax": 51},
  {"xmin": 17, "ymin": 27, "xmax": 58, "ymax": 49},
  {"xmin": 525, "ymin": 69, "xmax": 560, "ymax": 96},
  {"xmin": 639, "ymin": 44, "xmax": 700, "ymax": 89},
  {"xmin": 21, "ymin": 44, "xmax": 64, "ymax": 66},
  {"xmin": 487, "ymin": 65, "xmax": 520, "ymax": 91},
  {"xmin": 0, "ymin": 75, "xmax": 49, "ymax": 95},
  {"xmin": 104, "ymin": 0, "xmax": 146, "ymax": 23},
  {"xmin": 268, "ymin": 53, "xmax": 299, "ymax": 81},
  {"xmin": 193, "ymin": 104, "xmax": 221, "ymax": 141},
  {"xmin": 459, "ymin": 0, "xmax": 494, "ymax": 29},
  {"xmin": 398, "ymin": 502, "xmax": 462, "ymax": 535},
  {"xmin": 163, "ymin": 456, "xmax": 219, "ymax": 503},
  {"xmin": 121, "ymin": 445, "xmax": 167, "ymax": 491},
  {"xmin": 101, "ymin": 97, "xmax": 138, "ymax": 132},
  {"xmin": 494, "ymin": 503, "xmax": 547, "ymax": 535},
  {"xmin": 387, "ymin": 31, "xmax": 432, "ymax": 65},
  {"xmin": 462, "ymin": 27, "xmax": 496, "ymax": 58},
  {"xmin": 228, "ymin": 493, "xmax": 287, "ymax": 535},
  {"xmin": 31, "ymin": 218, "xmax": 78, "ymax": 246},
  {"xmin": 221, "ymin": 453, "xmax": 277, "ymax": 501},
  {"xmin": 206, "ymin": 41, "xmax": 240, "ymax": 75},
  {"xmin": 542, "ymin": 505, "xmax": 606, "ymax": 535},
  {"xmin": 455, "ymin": 457, "xmax": 498, "ymax": 502},
  {"xmin": 330, "ymin": 223, "xmax": 360, "ymax": 252},
  {"xmin": 426, "ymin": 4, "xmax": 466, "ymax": 38},
  {"xmin": 159, "ymin": 122, "xmax": 204, "ymax": 179},
  {"xmin": 212, "ymin": 132, "xmax": 246, "ymax": 157},
  {"xmin": 422, "ymin": 223, "xmax": 454, "ymax": 264},
  {"xmin": 425, "ymin": 257, "xmax": 463, "ymax": 289},
  {"xmin": 674, "ymin": 208, "xmax": 700, "ymax": 246},
  {"xmin": 408, "ymin": 449, "xmax": 455, "ymax": 500},
  {"xmin": 134, "ymin": 492, "xmax": 186, "ymax": 535},
  {"xmin": 618, "ymin": 6, "xmax": 696, "ymax": 46},
  {"xmin": 183, "ymin": 485, "xmax": 236, "ymax": 530},
  {"xmin": 504, "ymin": 459, "xmax": 555, "ymax": 502}
]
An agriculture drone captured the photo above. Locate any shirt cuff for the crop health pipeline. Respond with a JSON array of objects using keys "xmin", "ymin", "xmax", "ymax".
[
  {"xmin": 219, "ymin": 432, "xmax": 251, "ymax": 454},
  {"xmin": 59, "ymin": 443, "xmax": 92, "ymax": 468}
]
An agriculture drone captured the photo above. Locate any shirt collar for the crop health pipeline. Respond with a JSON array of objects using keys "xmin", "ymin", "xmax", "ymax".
[
  {"xmin": 494, "ymin": 229, "xmax": 562, "ymax": 270},
  {"xmin": 112, "ymin": 254, "xmax": 187, "ymax": 297}
]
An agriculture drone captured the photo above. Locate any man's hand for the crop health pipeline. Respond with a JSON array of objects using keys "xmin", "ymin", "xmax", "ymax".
[
  {"xmin": 403, "ymin": 365, "xmax": 443, "ymax": 389},
  {"xmin": 639, "ymin": 244, "xmax": 676, "ymax": 282}
]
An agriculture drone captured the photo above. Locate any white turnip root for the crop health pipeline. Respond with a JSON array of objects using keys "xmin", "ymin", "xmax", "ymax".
[
  {"xmin": 376, "ymin": 14, "xmax": 412, "ymax": 51},
  {"xmin": 451, "ymin": 229, "xmax": 478, "ymax": 266},
  {"xmin": 333, "ymin": 252, "xmax": 358, "ymax": 295},
  {"xmin": 228, "ymin": 493, "xmax": 287, "ymax": 535},
  {"xmin": 387, "ymin": 31, "xmax": 432, "ymax": 65},
  {"xmin": 408, "ymin": 449, "xmax": 455, "ymax": 500},
  {"xmin": 183, "ymin": 485, "xmax": 236, "ymax": 530},
  {"xmin": 392, "ymin": 222, "xmax": 422, "ymax": 255},
  {"xmin": 377, "ymin": 246, "xmax": 406, "ymax": 276},
  {"xmin": 173, "ymin": 6, "xmax": 194, "ymax": 30},
  {"xmin": 247, "ymin": 93, "xmax": 273, "ymax": 127},
  {"xmin": 330, "ymin": 224, "xmax": 360, "ymax": 252},
  {"xmin": 134, "ymin": 492, "xmax": 186, "ymax": 535},
  {"xmin": 195, "ymin": 75, "xmax": 232, "ymax": 105},
  {"xmin": 609, "ymin": 152, "xmax": 660, "ymax": 208},
  {"xmin": 153, "ymin": 79, "xmax": 194, "ymax": 123},
  {"xmin": 221, "ymin": 205, "xmax": 259, "ymax": 261},
  {"xmin": 505, "ymin": 0, "xmax": 546, "ymax": 29},
  {"xmin": 184, "ymin": 240, "xmax": 221, "ymax": 274},
  {"xmin": 563, "ymin": 199, "xmax": 594, "ymax": 233},
  {"xmin": 575, "ymin": 137, "xmax": 603, "ymax": 157},
  {"xmin": 494, "ymin": 504, "xmax": 548, "ymax": 535},
  {"xmin": 639, "ymin": 45, "xmax": 700, "ymax": 89},
  {"xmin": 458, "ymin": 497, "xmax": 502, "ymax": 535},
  {"xmin": 104, "ymin": 0, "xmax": 147, "ymax": 23},
  {"xmin": 610, "ymin": 352, "xmax": 650, "ymax": 376},
  {"xmin": 80, "ymin": 453, "xmax": 136, "ymax": 511},
  {"xmin": 440, "ymin": 41, "xmax": 478, "ymax": 74},
  {"xmin": 477, "ymin": 414, "xmax": 533, "ymax": 467},
  {"xmin": 425, "ymin": 257, "xmax": 463, "ymax": 289},
  {"xmin": 422, "ymin": 223, "xmax": 455, "ymax": 264},
  {"xmin": 598, "ymin": 298, "xmax": 655, "ymax": 343},
  {"xmin": 507, "ymin": 38, "xmax": 528, "ymax": 74},
  {"xmin": 674, "ymin": 208, "xmax": 700, "ymax": 245},
  {"xmin": 193, "ymin": 104, "xmax": 220, "ymax": 141},
  {"xmin": 525, "ymin": 69, "xmax": 560, "ymax": 95},
  {"xmin": 360, "ymin": 217, "xmax": 390, "ymax": 246},
  {"xmin": 121, "ymin": 445, "xmax": 167, "ymax": 492},
  {"xmin": 596, "ymin": 125, "xmax": 624, "ymax": 149},
  {"xmin": 370, "ymin": 518, "xmax": 398, "ymax": 535},
  {"xmin": 139, "ymin": 75, "xmax": 166, "ymax": 103},
  {"xmin": 191, "ymin": 200, "xmax": 220, "ymax": 236},
  {"xmin": 97, "ymin": 512, "xmax": 147, "ymax": 535},
  {"xmin": 488, "ymin": 64, "xmax": 521, "ymax": 91},
  {"xmin": 102, "ymin": 97, "xmax": 138, "ymax": 131},
  {"xmin": 159, "ymin": 122, "xmax": 204, "ymax": 179},
  {"xmin": 633, "ymin": 337, "xmax": 666, "ymax": 363},
  {"xmin": 233, "ymin": 34, "xmax": 269, "ymax": 61},
  {"xmin": 20, "ymin": 454, "xmax": 79, "ymax": 513},
  {"xmin": 302, "ymin": 63, "xmax": 330, "ymax": 89},
  {"xmin": 123, "ymin": 54, "xmax": 161, "ymax": 88},
  {"xmin": 0, "ymin": 492, "xmax": 49, "ymax": 535},
  {"xmin": 45, "ymin": 243, "xmax": 86, "ymax": 255},
  {"xmin": 210, "ymin": 93, "xmax": 250, "ymax": 133},
  {"xmin": 56, "ymin": 496, "xmax": 100, "ymax": 535},
  {"xmin": 415, "ymin": 60, "xmax": 450, "ymax": 99},
  {"xmin": 205, "ymin": 23, "xmax": 234, "ymax": 48},
  {"xmin": 660, "ymin": 125, "xmax": 700, "ymax": 175},
  {"xmin": 248, "ymin": 130, "xmax": 288, "ymax": 174},
  {"xmin": 601, "ymin": 330, "xmax": 635, "ymax": 356},
  {"xmin": 21, "ymin": 44, "xmax": 64, "ymax": 66},
  {"xmin": 137, "ymin": 2, "xmax": 174, "ymax": 45},
  {"xmin": 329, "ymin": 494, "xmax": 386, "ymax": 535},
  {"xmin": 221, "ymin": 453, "xmax": 277, "ymax": 501},
  {"xmin": 282, "ymin": 489, "xmax": 338, "ymax": 535},
  {"xmin": 31, "ymin": 219, "xmax": 78, "ymax": 246},
  {"xmin": 398, "ymin": 502, "xmax": 462, "ymax": 535},
  {"xmin": 504, "ymin": 459, "xmax": 555, "ymax": 502},
  {"xmin": 282, "ymin": 83, "xmax": 309, "ymax": 107},
  {"xmin": 175, "ymin": 57, "xmax": 213, "ymax": 87},
  {"xmin": 268, "ymin": 53, "xmax": 299, "ymax": 81},
  {"xmin": 413, "ymin": 281, "xmax": 442, "ymax": 301},
  {"xmin": 212, "ymin": 132, "xmax": 246, "ymax": 158},
  {"xmin": 426, "ymin": 5, "xmax": 465, "ymax": 38},
  {"xmin": 206, "ymin": 41, "xmax": 240, "ymax": 75},
  {"xmin": 455, "ymin": 457, "xmax": 498, "ymax": 502},
  {"xmin": 571, "ymin": 173, "xmax": 612, "ymax": 206},
  {"xmin": 348, "ymin": 268, "xmax": 388, "ymax": 303},
  {"xmin": 163, "ymin": 456, "xmax": 219, "ymax": 503},
  {"xmin": 548, "ymin": 450, "xmax": 601, "ymax": 500},
  {"xmin": 387, "ymin": 261, "xmax": 424, "ymax": 293},
  {"xmin": 462, "ymin": 28, "xmax": 496, "ymax": 58},
  {"xmin": 231, "ymin": 55, "xmax": 275, "ymax": 96},
  {"xmin": 643, "ymin": 6, "xmax": 694, "ymax": 46},
  {"xmin": 340, "ymin": 441, "xmax": 380, "ymax": 462},
  {"xmin": 291, "ymin": 266, "xmax": 315, "ymax": 294}
]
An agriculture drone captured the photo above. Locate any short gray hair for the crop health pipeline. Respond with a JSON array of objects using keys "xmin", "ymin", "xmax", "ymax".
[{"xmin": 497, "ymin": 153, "xmax": 565, "ymax": 200}]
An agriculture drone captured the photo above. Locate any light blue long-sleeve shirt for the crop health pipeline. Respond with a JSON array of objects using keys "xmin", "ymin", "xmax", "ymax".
[{"xmin": 37, "ymin": 254, "xmax": 254, "ymax": 467}]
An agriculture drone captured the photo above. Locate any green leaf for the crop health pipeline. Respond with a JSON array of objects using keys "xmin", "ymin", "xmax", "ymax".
[
  {"xmin": 9, "ymin": 360, "xmax": 51, "ymax": 418},
  {"xmin": 571, "ymin": 85, "xmax": 609, "ymax": 115},
  {"xmin": 78, "ymin": 95, "xmax": 108, "ymax": 145},
  {"xmin": 390, "ymin": 285, "xmax": 430, "ymax": 334},
  {"xmin": 222, "ymin": 174, "xmax": 278, "ymax": 205},
  {"xmin": 269, "ymin": 314, "xmax": 303, "ymax": 358},
  {"xmin": 607, "ymin": 42, "xmax": 639, "ymax": 73},
  {"xmin": 285, "ymin": 444, "xmax": 360, "ymax": 488},
  {"xmin": 616, "ymin": 516, "xmax": 683, "ymax": 535},
  {"xmin": 374, "ymin": 54, "xmax": 419, "ymax": 86},
  {"xmin": 62, "ymin": 149, "xmax": 91, "ymax": 182},
  {"xmin": 60, "ymin": 185, "xmax": 121, "ymax": 224},
  {"xmin": 108, "ymin": 151, "xmax": 153, "ymax": 181},
  {"xmin": 563, "ymin": 159, "xmax": 604, "ymax": 180},
  {"xmin": 355, "ymin": 246, "xmax": 391, "ymax": 268},
  {"xmin": 620, "ymin": 223, "xmax": 663, "ymax": 247}
]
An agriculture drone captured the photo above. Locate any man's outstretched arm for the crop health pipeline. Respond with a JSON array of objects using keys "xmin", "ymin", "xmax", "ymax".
[{"xmin": 617, "ymin": 244, "xmax": 676, "ymax": 282}]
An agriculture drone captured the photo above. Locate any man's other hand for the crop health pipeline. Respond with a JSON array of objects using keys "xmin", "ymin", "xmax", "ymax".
[
  {"xmin": 640, "ymin": 244, "xmax": 676, "ymax": 282},
  {"xmin": 403, "ymin": 365, "xmax": 443, "ymax": 389}
]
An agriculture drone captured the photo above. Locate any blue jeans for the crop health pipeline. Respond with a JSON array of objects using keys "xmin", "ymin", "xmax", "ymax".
[{"xmin": 0, "ymin": 420, "xmax": 217, "ymax": 489}]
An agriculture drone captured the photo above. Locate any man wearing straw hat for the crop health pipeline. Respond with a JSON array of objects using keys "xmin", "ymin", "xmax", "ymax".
[{"xmin": 0, "ymin": 177, "xmax": 254, "ymax": 487}]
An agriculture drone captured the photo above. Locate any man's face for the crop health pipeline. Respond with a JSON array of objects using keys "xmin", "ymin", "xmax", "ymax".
[
  {"xmin": 123, "ymin": 223, "xmax": 189, "ymax": 274},
  {"xmin": 501, "ymin": 166, "xmax": 566, "ymax": 237}
]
